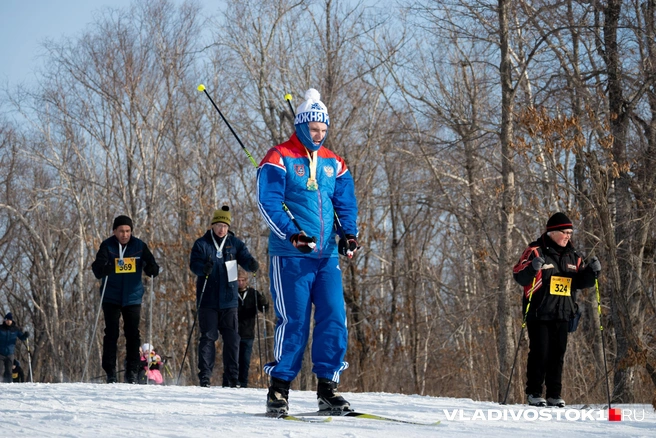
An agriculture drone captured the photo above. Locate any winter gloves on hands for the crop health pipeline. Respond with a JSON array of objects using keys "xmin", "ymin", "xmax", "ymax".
[
  {"xmin": 531, "ymin": 256, "xmax": 545, "ymax": 271},
  {"xmin": 144, "ymin": 263, "xmax": 160, "ymax": 277},
  {"xmin": 203, "ymin": 259, "xmax": 214, "ymax": 276},
  {"xmin": 532, "ymin": 254, "xmax": 601, "ymax": 275},
  {"xmin": 102, "ymin": 263, "xmax": 115, "ymax": 277},
  {"xmin": 338, "ymin": 234, "xmax": 359, "ymax": 258},
  {"xmin": 588, "ymin": 256, "xmax": 601, "ymax": 274},
  {"xmin": 201, "ymin": 257, "xmax": 258, "ymax": 275},
  {"xmin": 290, "ymin": 233, "xmax": 317, "ymax": 254}
]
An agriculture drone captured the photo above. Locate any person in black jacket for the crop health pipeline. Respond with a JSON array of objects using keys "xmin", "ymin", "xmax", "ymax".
[
  {"xmin": 513, "ymin": 212, "xmax": 601, "ymax": 407},
  {"xmin": 236, "ymin": 270, "xmax": 268, "ymax": 388},
  {"xmin": 91, "ymin": 215, "xmax": 160, "ymax": 384},
  {"xmin": 0, "ymin": 313, "xmax": 29, "ymax": 383},
  {"xmin": 12, "ymin": 359, "xmax": 25, "ymax": 383},
  {"xmin": 189, "ymin": 206, "xmax": 259, "ymax": 388}
]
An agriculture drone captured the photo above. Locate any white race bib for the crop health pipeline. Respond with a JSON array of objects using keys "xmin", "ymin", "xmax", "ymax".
[{"xmin": 225, "ymin": 260, "xmax": 238, "ymax": 282}]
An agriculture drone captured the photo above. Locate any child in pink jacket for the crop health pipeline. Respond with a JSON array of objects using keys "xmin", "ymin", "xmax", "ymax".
[{"xmin": 139, "ymin": 343, "xmax": 164, "ymax": 384}]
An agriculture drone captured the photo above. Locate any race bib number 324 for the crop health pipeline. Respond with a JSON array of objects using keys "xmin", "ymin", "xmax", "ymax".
[
  {"xmin": 115, "ymin": 257, "xmax": 136, "ymax": 274},
  {"xmin": 550, "ymin": 276, "xmax": 572, "ymax": 296}
]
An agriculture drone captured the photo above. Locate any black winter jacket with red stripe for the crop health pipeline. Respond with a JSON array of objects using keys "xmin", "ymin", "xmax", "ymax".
[{"xmin": 513, "ymin": 233, "xmax": 596, "ymax": 322}]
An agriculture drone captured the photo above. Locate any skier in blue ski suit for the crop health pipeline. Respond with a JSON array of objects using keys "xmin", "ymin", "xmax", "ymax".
[{"xmin": 257, "ymin": 88, "xmax": 359, "ymax": 414}]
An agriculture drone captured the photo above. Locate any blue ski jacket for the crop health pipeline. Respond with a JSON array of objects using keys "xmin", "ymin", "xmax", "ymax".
[{"xmin": 257, "ymin": 133, "xmax": 358, "ymax": 257}]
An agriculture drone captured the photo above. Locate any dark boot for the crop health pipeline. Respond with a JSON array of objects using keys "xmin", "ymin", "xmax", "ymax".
[
  {"xmin": 106, "ymin": 370, "xmax": 117, "ymax": 384},
  {"xmin": 266, "ymin": 377, "xmax": 290, "ymax": 414},
  {"xmin": 317, "ymin": 378, "xmax": 351, "ymax": 411},
  {"xmin": 199, "ymin": 375, "xmax": 210, "ymax": 388},
  {"xmin": 124, "ymin": 369, "xmax": 137, "ymax": 384}
]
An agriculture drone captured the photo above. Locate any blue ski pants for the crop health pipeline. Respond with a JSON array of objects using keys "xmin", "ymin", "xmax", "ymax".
[{"xmin": 264, "ymin": 255, "xmax": 349, "ymax": 383}]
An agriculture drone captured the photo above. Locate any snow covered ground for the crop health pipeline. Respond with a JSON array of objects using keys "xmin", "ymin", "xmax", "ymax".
[{"xmin": 1, "ymin": 382, "xmax": 654, "ymax": 437}]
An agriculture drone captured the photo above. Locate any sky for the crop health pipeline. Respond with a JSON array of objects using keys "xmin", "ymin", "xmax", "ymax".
[
  {"xmin": 1, "ymin": 382, "xmax": 654, "ymax": 437},
  {"xmin": 0, "ymin": 0, "xmax": 215, "ymax": 87}
]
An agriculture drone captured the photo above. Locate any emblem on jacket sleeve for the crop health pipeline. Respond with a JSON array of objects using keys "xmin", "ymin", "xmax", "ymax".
[
  {"xmin": 294, "ymin": 164, "xmax": 306, "ymax": 176},
  {"xmin": 324, "ymin": 165, "xmax": 335, "ymax": 177}
]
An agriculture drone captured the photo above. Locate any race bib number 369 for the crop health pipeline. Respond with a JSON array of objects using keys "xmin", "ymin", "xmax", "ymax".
[
  {"xmin": 115, "ymin": 257, "xmax": 136, "ymax": 274},
  {"xmin": 550, "ymin": 276, "xmax": 572, "ymax": 296}
]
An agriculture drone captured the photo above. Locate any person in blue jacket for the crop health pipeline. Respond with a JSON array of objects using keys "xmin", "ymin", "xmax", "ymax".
[
  {"xmin": 189, "ymin": 206, "xmax": 259, "ymax": 388},
  {"xmin": 257, "ymin": 88, "xmax": 359, "ymax": 414},
  {"xmin": 0, "ymin": 312, "xmax": 29, "ymax": 383},
  {"xmin": 91, "ymin": 215, "xmax": 160, "ymax": 384}
]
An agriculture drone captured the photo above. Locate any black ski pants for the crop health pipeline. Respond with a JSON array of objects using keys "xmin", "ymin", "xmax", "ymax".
[
  {"xmin": 198, "ymin": 307, "xmax": 239, "ymax": 384},
  {"xmin": 0, "ymin": 353, "xmax": 14, "ymax": 383},
  {"xmin": 526, "ymin": 319, "xmax": 568, "ymax": 398},
  {"xmin": 238, "ymin": 338, "xmax": 255, "ymax": 387},
  {"xmin": 102, "ymin": 303, "xmax": 141, "ymax": 377}
]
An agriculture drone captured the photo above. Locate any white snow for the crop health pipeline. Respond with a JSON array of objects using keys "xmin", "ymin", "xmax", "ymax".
[{"xmin": 1, "ymin": 383, "xmax": 654, "ymax": 437}]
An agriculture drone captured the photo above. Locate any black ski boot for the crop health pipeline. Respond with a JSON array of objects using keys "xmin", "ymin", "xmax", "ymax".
[
  {"xmin": 317, "ymin": 378, "xmax": 351, "ymax": 411},
  {"xmin": 266, "ymin": 377, "xmax": 290, "ymax": 414},
  {"xmin": 125, "ymin": 369, "xmax": 137, "ymax": 384},
  {"xmin": 106, "ymin": 370, "xmax": 117, "ymax": 384}
]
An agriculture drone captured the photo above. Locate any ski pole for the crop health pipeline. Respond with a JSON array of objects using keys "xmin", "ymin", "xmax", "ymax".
[
  {"xmin": 281, "ymin": 202, "xmax": 316, "ymax": 248},
  {"xmin": 147, "ymin": 274, "xmax": 154, "ymax": 385},
  {"xmin": 284, "ymin": 93, "xmax": 295, "ymax": 125},
  {"xmin": 26, "ymin": 338, "xmax": 33, "ymax": 383},
  {"xmin": 595, "ymin": 275, "xmax": 612, "ymax": 409},
  {"xmin": 197, "ymin": 84, "xmax": 312, "ymax": 239},
  {"xmin": 177, "ymin": 270, "xmax": 210, "ymax": 385},
  {"xmin": 83, "ymin": 275, "xmax": 109, "ymax": 382},
  {"xmin": 502, "ymin": 276, "xmax": 537, "ymax": 405},
  {"xmin": 197, "ymin": 84, "xmax": 258, "ymax": 167},
  {"xmin": 262, "ymin": 303, "xmax": 269, "ymax": 365},
  {"xmin": 254, "ymin": 274, "xmax": 264, "ymax": 388}
]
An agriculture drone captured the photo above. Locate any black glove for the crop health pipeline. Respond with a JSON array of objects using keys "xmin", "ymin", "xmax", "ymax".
[
  {"xmin": 248, "ymin": 259, "xmax": 259, "ymax": 273},
  {"xmin": 531, "ymin": 256, "xmax": 545, "ymax": 271},
  {"xmin": 338, "ymin": 234, "xmax": 359, "ymax": 257},
  {"xmin": 23, "ymin": 331, "xmax": 30, "ymax": 339},
  {"xmin": 102, "ymin": 263, "xmax": 115, "ymax": 277},
  {"xmin": 290, "ymin": 233, "xmax": 316, "ymax": 254},
  {"xmin": 144, "ymin": 263, "xmax": 160, "ymax": 277},
  {"xmin": 203, "ymin": 259, "xmax": 214, "ymax": 276},
  {"xmin": 588, "ymin": 256, "xmax": 601, "ymax": 274}
]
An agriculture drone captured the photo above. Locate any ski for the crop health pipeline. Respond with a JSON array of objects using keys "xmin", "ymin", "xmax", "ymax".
[
  {"xmin": 254, "ymin": 412, "xmax": 333, "ymax": 423},
  {"xmin": 292, "ymin": 410, "xmax": 441, "ymax": 426}
]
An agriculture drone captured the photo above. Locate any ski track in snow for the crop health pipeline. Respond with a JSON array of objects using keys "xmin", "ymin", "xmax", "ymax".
[{"xmin": 1, "ymin": 383, "xmax": 654, "ymax": 437}]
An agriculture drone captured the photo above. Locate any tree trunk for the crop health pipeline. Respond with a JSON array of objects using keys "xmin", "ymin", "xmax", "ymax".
[{"xmin": 496, "ymin": 0, "xmax": 517, "ymax": 402}]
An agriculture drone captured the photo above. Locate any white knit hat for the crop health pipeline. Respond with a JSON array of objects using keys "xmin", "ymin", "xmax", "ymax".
[{"xmin": 294, "ymin": 88, "xmax": 330, "ymax": 126}]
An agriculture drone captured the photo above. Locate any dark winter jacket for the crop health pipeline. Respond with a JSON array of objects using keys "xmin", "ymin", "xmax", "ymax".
[
  {"xmin": 238, "ymin": 287, "xmax": 269, "ymax": 339},
  {"xmin": 513, "ymin": 233, "xmax": 596, "ymax": 322},
  {"xmin": 189, "ymin": 230, "xmax": 258, "ymax": 310},
  {"xmin": 91, "ymin": 235, "xmax": 159, "ymax": 307},
  {"xmin": 0, "ymin": 322, "xmax": 28, "ymax": 357}
]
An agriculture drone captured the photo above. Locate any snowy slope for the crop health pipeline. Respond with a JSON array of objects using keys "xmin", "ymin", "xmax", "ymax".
[{"xmin": 1, "ymin": 383, "xmax": 654, "ymax": 437}]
